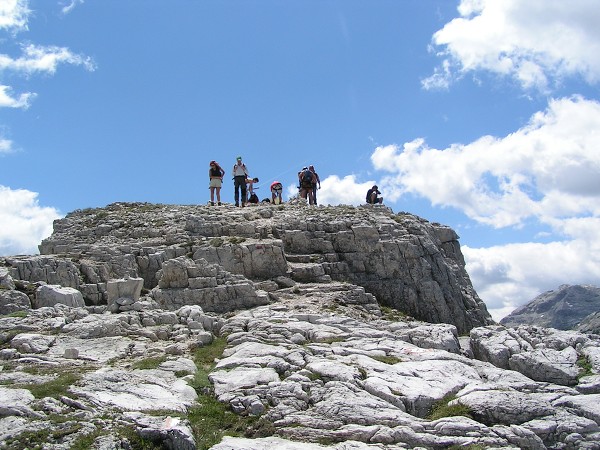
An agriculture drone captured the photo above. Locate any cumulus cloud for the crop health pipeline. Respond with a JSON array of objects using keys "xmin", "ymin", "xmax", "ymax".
[
  {"xmin": 284, "ymin": 174, "xmax": 379, "ymax": 206},
  {"xmin": 371, "ymin": 96, "xmax": 600, "ymax": 229},
  {"xmin": 332, "ymin": 96, "xmax": 600, "ymax": 320},
  {"xmin": 463, "ymin": 229, "xmax": 600, "ymax": 321},
  {"xmin": 0, "ymin": 185, "xmax": 62, "ymax": 256},
  {"xmin": 318, "ymin": 175, "xmax": 378, "ymax": 206},
  {"xmin": 423, "ymin": 0, "xmax": 600, "ymax": 91}
]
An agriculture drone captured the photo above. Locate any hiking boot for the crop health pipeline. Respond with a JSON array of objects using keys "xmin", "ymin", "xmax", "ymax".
[
  {"xmin": 217, "ymin": 202, "xmax": 222, "ymax": 206},
  {"xmin": 210, "ymin": 201, "xmax": 215, "ymax": 206},
  {"xmin": 235, "ymin": 202, "xmax": 239, "ymax": 207}
]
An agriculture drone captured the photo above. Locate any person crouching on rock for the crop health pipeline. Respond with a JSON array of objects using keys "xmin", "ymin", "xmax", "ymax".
[
  {"xmin": 366, "ymin": 185, "xmax": 383, "ymax": 204},
  {"xmin": 209, "ymin": 160, "xmax": 225, "ymax": 206}
]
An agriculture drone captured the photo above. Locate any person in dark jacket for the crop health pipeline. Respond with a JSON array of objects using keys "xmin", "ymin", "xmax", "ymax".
[{"xmin": 366, "ymin": 185, "xmax": 383, "ymax": 204}]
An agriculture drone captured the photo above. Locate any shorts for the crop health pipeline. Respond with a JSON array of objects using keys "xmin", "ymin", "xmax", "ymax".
[{"xmin": 209, "ymin": 178, "xmax": 222, "ymax": 188}]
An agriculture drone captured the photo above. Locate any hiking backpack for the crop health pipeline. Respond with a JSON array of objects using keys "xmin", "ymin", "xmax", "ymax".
[{"xmin": 301, "ymin": 169, "xmax": 313, "ymax": 185}]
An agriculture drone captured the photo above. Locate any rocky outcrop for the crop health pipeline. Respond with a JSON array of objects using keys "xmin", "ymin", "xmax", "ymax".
[
  {"xmin": 501, "ymin": 284, "xmax": 600, "ymax": 331},
  {"xmin": 28, "ymin": 202, "xmax": 492, "ymax": 333},
  {"xmin": 14, "ymin": 202, "xmax": 600, "ymax": 449}
]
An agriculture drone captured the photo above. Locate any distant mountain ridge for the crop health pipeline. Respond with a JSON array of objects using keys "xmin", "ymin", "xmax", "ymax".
[{"xmin": 500, "ymin": 284, "xmax": 600, "ymax": 332}]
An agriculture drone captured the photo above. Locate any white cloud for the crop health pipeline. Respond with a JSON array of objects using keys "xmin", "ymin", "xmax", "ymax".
[
  {"xmin": 0, "ymin": 44, "xmax": 96, "ymax": 75},
  {"xmin": 367, "ymin": 96, "xmax": 600, "ymax": 320},
  {"xmin": 0, "ymin": 84, "xmax": 35, "ymax": 109},
  {"xmin": 0, "ymin": 185, "xmax": 62, "ymax": 256},
  {"xmin": 371, "ymin": 96, "xmax": 600, "ymax": 229},
  {"xmin": 424, "ymin": 0, "xmax": 600, "ymax": 91},
  {"xmin": 317, "ymin": 175, "xmax": 378, "ymax": 206},
  {"xmin": 61, "ymin": 0, "xmax": 84, "ymax": 15},
  {"xmin": 0, "ymin": 137, "xmax": 14, "ymax": 154},
  {"xmin": 0, "ymin": 0, "xmax": 30, "ymax": 33},
  {"xmin": 464, "ymin": 230, "xmax": 600, "ymax": 321}
]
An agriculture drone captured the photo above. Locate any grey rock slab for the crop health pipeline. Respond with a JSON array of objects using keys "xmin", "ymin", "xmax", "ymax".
[
  {"xmin": 124, "ymin": 411, "xmax": 196, "ymax": 450},
  {"xmin": 209, "ymin": 436, "xmax": 402, "ymax": 449},
  {"xmin": 158, "ymin": 357, "xmax": 197, "ymax": 375},
  {"xmin": 508, "ymin": 346, "xmax": 580, "ymax": 386},
  {"xmin": 0, "ymin": 289, "xmax": 30, "ymax": 315},
  {"xmin": 70, "ymin": 367, "xmax": 197, "ymax": 412},
  {"xmin": 10, "ymin": 332, "xmax": 56, "ymax": 353},
  {"xmin": 455, "ymin": 389, "xmax": 556, "ymax": 425},
  {"xmin": 553, "ymin": 393, "xmax": 600, "ymax": 424},
  {"xmin": 34, "ymin": 284, "xmax": 85, "ymax": 308},
  {"xmin": 46, "ymin": 335, "xmax": 138, "ymax": 363},
  {"xmin": 209, "ymin": 366, "xmax": 280, "ymax": 399},
  {"xmin": 0, "ymin": 387, "xmax": 41, "ymax": 418}
]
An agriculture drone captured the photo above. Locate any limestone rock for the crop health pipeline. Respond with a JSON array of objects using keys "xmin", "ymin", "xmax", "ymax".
[
  {"xmin": 0, "ymin": 289, "xmax": 31, "ymax": 315},
  {"xmin": 32, "ymin": 203, "xmax": 493, "ymax": 333},
  {"xmin": 9, "ymin": 203, "xmax": 600, "ymax": 449},
  {"xmin": 34, "ymin": 284, "xmax": 85, "ymax": 308}
]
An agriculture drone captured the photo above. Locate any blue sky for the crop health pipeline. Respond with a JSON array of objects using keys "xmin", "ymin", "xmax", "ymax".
[{"xmin": 2, "ymin": 0, "xmax": 600, "ymax": 320}]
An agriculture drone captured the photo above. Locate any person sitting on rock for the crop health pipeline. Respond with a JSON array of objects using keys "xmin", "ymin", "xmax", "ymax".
[{"xmin": 366, "ymin": 185, "xmax": 383, "ymax": 204}]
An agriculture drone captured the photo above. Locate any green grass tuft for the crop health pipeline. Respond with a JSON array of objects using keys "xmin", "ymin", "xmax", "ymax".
[
  {"xmin": 577, "ymin": 355, "xmax": 594, "ymax": 380},
  {"xmin": 23, "ymin": 372, "xmax": 81, "ymax": 399},
  {"xmin": 427, "ymin": 394, "xmax": 473, "ymax": 421},
  {"xmin": 131, "ymin": 355, "xmax": 167, "ymax": 370}
]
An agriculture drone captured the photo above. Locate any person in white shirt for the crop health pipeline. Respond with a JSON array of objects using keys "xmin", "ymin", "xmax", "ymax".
[{"xmin": 232, "ymin": 156, "xmax": 249, "ymax": 207}]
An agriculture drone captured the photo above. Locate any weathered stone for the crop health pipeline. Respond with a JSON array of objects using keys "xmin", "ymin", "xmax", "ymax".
[
  {"xmin": 106, "ymin": 276, "xmax": 143, "ymax": 307},
  {"xmin": 0, "ymin": 289, "xmax": 31, "ymax": 314},
  {"xmin": 34, "ymin": 284, "xmax": 85, "ymax": 308}
]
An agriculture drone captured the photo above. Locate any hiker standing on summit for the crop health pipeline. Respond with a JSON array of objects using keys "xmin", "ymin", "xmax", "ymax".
[
  {"xmin": 232, "ymin": 156, "xmax": 249, "ymax": 207},
  {"xmin": 208, "ymin": 160, "xmax": 225, "ymax": 206},
  {"xmin": 298, "ymin": 166, "xmax": 316, "ymax": 205},
  {"xmin": 309, "ymin": 165, "xmax": 321, "ymax": 206}
]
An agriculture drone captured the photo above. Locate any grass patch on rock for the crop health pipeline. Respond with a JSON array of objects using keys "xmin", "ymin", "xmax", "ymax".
[
  {"xmin": 577, "ymin": 355, "xmax": 594, "ymax": 380},
  {"xmin": 380, "ymin": 306, "xmax": 407, "ymax": 322},
  {"xmin": 372, "ymin": 354, "xmax": 402, "ymax": 365},
  {"xmin": 189, "ymin": 336, "xmax": 227, "ymax": 391},
  {"xmin": 131, "ymin": 355, "xmax": 167, "ymax": 370},
  {"xmin": 16, "ymin": 371, "xmax": 82, "ymax": 399},
  {"xmin": 187, "ymin": 336, "xmax": 276, "ymax": 449},
  {"xmin": 427, "ymin": 394, "xmax": 472, "ymax": 421}
]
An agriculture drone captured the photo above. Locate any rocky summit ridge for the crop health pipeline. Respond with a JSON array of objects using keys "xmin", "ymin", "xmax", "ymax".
[{"xmin": 1, "ymin": 202, "xmax": 600, "ymax": 449}]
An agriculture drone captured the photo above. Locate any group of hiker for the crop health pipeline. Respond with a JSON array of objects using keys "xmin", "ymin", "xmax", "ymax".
[{"xmin": 208, "ymin": 156, "xmax": 383, "ymax": 207}]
